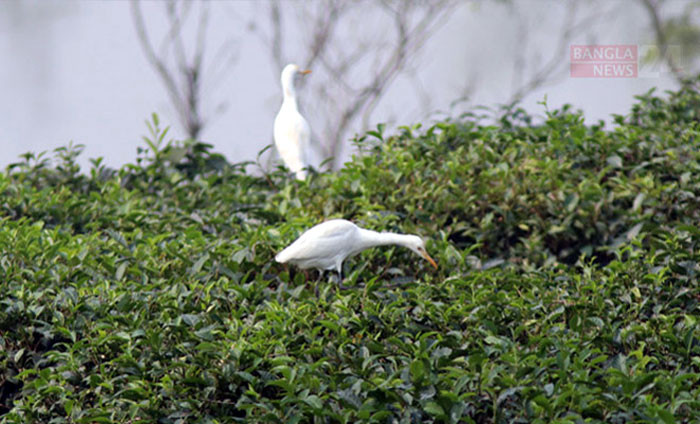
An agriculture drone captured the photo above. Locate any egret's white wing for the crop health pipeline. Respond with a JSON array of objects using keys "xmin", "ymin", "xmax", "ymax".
[
  {"xmin": 274, "ymin": 108, "xmax": 310, "ymax": 179},
  {"xmin": 275, "ymin": 219, "xmax": 358, "ymax": 264}
]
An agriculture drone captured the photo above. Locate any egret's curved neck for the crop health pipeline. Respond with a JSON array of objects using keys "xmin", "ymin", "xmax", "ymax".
[
  {"xmin": 281, "ymin": 74, "xmax": 298, "ymax": 107},
  {"xmin": 359, "ymin": 229, "xmax": 414, "ymax": 250}
]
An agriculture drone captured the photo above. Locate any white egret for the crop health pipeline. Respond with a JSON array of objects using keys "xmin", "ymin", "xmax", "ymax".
[
  {"xmin": 275, "ymin": 219, "xmax": 438, "ymax": 286},
  {"xmin": 274, "ymin": 63, "xmax": 312, "ymax": 180}
]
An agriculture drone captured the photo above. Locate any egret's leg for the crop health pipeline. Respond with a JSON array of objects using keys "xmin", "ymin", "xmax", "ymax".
[
  {"xmin": 337, "ymin": 269, "xmax": 354, "ymax": 290},
  {"xmin": 314, "ymin": 271, "xmax": 321, "ymax": 297},
  {"xmin": 328, "ymin": 271, "xmax": 340, "ymax": 284}
]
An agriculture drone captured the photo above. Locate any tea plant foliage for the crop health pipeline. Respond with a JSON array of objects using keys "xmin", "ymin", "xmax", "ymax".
[{"xmin": 1, "ymin": 83, "xmax": 700, "ymax": 423}]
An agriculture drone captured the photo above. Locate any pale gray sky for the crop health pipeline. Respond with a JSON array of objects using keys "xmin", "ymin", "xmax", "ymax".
[{"xmin": 0, "ymin": 1, "xmax": 683, "ymax": 170}]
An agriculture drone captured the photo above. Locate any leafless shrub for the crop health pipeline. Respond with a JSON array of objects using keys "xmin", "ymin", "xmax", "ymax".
[{"xmin": 131, "ymin": 0, "xmax": 237, "ymax": 140}]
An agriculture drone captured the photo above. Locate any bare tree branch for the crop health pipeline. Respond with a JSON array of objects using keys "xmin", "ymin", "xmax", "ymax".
[
  {"xmin": 508, "ymin": 1, "xmax": 619, "ymax": 104},
  {"xmin": 270, "ymin": 1, "xmax": 284, "ymax": 72},
  {"xmin": 257, "ymin": 0, "xmax": 459, "ymax": 169},
  {"xmin": 131, "ymin": 0, "xmax": 187, "ymax": 128},
  {"xmin": 302, "ymin": 0, "xmax": 345, "ymax": 71},
  {"xmin": 130, "ymin": 0, "xmax": 236, "ymax": 140},
  {"xmin": 640, "ymin": 0, "xmax": 686, "ymax": 83},
  {"xmin": 508, "ymin": 1, "xmax": 579, "ymax": 103}
]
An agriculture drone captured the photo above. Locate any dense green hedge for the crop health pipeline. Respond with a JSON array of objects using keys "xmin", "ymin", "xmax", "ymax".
[{"xmin": 1, "ymin": 81, "xmax": 699, "ymax": 423}]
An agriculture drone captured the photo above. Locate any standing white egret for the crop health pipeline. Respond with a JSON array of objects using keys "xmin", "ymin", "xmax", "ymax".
[
  {"xmin": 275, "ymin": 219, "xmax": 438, "ymax": 285},
  {"xmin": 274, "ymin": 63, "xmax": 312, "ymax": 180}
]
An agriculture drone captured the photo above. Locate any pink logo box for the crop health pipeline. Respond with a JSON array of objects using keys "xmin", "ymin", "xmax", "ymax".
[{"xmin": 570, "ymin": 45, "xmax": 638, "ymax": 78}]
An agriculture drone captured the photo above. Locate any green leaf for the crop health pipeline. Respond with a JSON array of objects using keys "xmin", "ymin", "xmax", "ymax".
[
  {"xmin": 191, "ymin": 253, "xmax": 209, "ymax": 274},
  {"xmin": 657, "ymin": 409, "xmax": 676, "ymax": 424},
  {"xmin": 424, "ymin": 401, "xmax": 445, "ymax": 416},
  {"xmin": 116, "ymin": 262, "xmax": 127, "ymax": 281},
  {"xmin": 606, "ymin": 155, "xmax": 622, "ymax": 168},
  {"xmin": 410, "ymin": 360, "xmax": 426, "ymax": 383},
  {"xmin": 626, "ymin": 223, "xmax": 643, "ymax": 241},
  {"xmin": 304, "ymin": 395, "xmax": 323, "ymax": 410}
]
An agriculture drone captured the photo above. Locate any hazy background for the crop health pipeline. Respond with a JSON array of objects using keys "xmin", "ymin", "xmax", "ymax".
[{"xmin": 0, "ymin": 0, "xmax": 694, "ymax": 170}]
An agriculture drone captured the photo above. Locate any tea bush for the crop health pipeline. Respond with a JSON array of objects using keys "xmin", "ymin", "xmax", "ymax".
[{"xmin": 1, "ymin": 81, "xmax": 699, "ymax": 423}]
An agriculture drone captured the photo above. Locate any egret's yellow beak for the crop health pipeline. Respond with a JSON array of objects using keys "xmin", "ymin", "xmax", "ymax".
[
  {"xmin": 422, "ymin": 251, "xmax": 438, "ymax": 269},
  {"xmin": 300, "ymin": 69, "xmax": 312, "ymax": 75}
]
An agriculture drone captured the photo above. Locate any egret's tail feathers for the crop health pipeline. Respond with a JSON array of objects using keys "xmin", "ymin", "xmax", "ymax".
[{"xmin": 275, "ymin": 249, "xmax": 290, "ymax": 263}]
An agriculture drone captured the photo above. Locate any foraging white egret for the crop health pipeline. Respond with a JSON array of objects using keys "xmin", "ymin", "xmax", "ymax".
[
  {"xmin": 275, "ymin": 219, "xmax": 438, "ymax": 284},
  {"xmin": 274, "ymin": 63, "xmax": 312, "ymax": 180}
]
